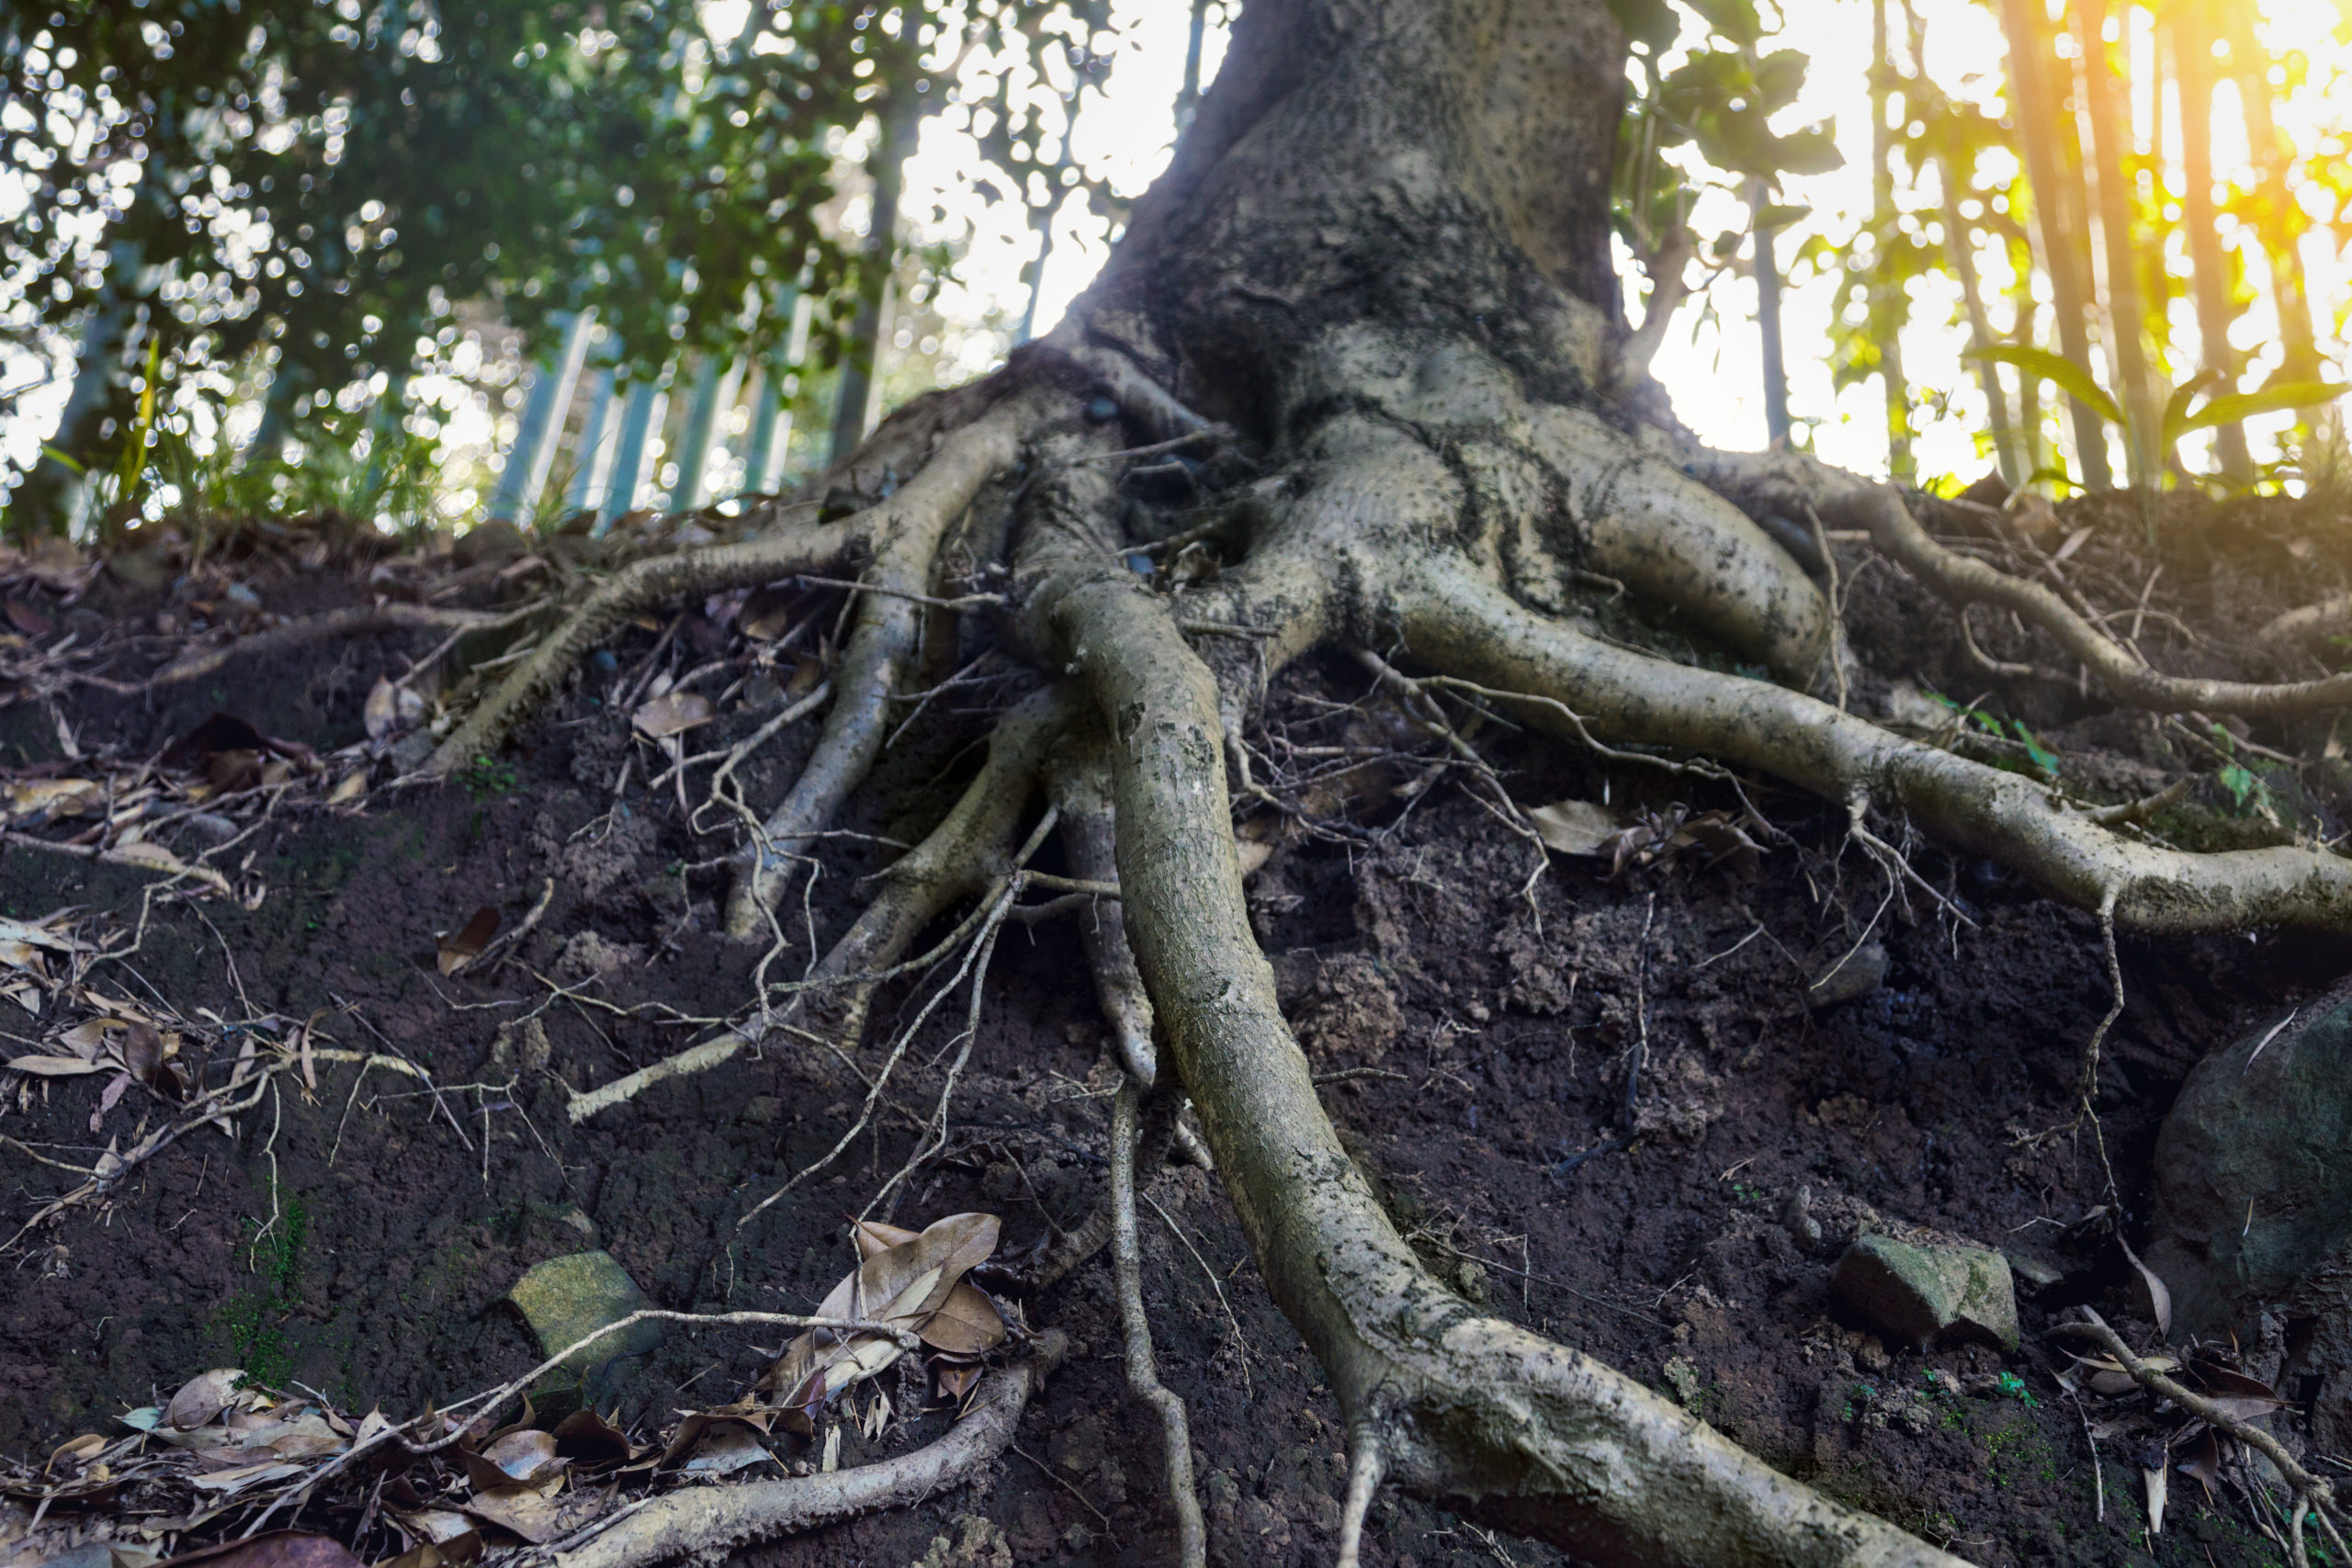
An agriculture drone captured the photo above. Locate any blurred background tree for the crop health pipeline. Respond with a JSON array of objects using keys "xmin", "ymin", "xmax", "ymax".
[{"xmin": 4, "ymin": 0, "xmax": 2350, "ymax": 539}]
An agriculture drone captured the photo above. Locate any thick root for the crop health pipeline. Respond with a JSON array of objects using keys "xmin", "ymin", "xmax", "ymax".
[
  {"xmin": 1045, "ymin": 727, "xmax": 1159, "ymax": 1088},
  {"xmin": 430, "ymin": 389, "xmax": 1044, "ymax": 781},
  {"xmin": 1686, "ymin": 450, "xmax": 2352, "ymax": 718},
  {"xmin": 149, "ymin": 603, "xmax": 542, "ymax": 688},
  {"xmin": 1027, "ymin": 555, "xmax": 1962, "ymax": 1566},
  {"xmin": 780, "ymin": 684, "xmax": 1078, "ymax": 1046},
  {"xmin": 541, "ymin": 1336, "xmax": 1061, "ymax": 1568},
  {"xmin": 1395, "ymin": 557, "xmax": 2352, "ymax": 935},
  {"xmin": 722, "ymin": 386, "xmax": 1065, "ymax": 935},
  {"xmin": 1295, "ymin": 326, "xmax": 1832, "ymax": 679}
]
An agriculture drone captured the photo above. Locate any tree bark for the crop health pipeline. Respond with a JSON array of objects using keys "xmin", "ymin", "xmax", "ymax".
[
  {"xmin": 2169, "ymin": 0, "xmax": 2253, "ymax": 481},
  {"xmin": 2073, "ymin": 0, "xmax": 2162, "ymax": 485},
  {"xmin": 2218, "ymin": 4, "xmax": 2323, "ymax": 398},
  {"xmin": 1870, "ymin": 0, "xmax": 1914, "ymax": 481},
  {"xmin": 1994, "ymin": 0, "xmax": 2114, "ymax": 490}
]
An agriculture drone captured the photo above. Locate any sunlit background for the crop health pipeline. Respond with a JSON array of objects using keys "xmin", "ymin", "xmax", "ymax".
[{"xmin": 4, "ymin": 0, "xmax": 2348, "ymax": 533}]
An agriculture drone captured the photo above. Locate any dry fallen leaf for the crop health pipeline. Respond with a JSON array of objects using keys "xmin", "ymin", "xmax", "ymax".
[
  {"xmin": 464, "ymin": 1427, "xmax": 563, "ymax": 1489},
  {"xmin": 328, "ymin": 770, "xmax": 368, "ymax": 805},
  {"xmin": 785, "ymin": 654, "xmax": 824, "ymax": 701},
  {"xmin": 772, "ymin": 1212, "xmax": 1001, "ymax": 1429},
  {"xmin": 437, "ymin": 906, "xmax": 503, "ymax": 976},
  {"xmin": 189, "ymin": 1459, "xmax": 303, "ymax": 1495},
  {"xmin": 365, "ymin": 678, "xmax": 428, "ymax": 743},
  {"xmin": 2118, "ymin": 1235, "xmax": 2173, "ymax": 1340},
  {"xmin": 2143, "ymin": 1462, "xmax": 2167, "ymax": 1536},
  {"xmin": 6, "ymin": 779, "xmax": 98, "ymax": 821},
  {"xmin": 1527, "ymin": 799, "xmax": 1626, "ymax": 856},
  {"xmin": 6, "ymin": 1054, "xmax": 109, "ymax": 1077},
  {"xmin": 167, "ymin": 1368, "xmax": 245, "ymax": 1430},
  {"xmin": 112, "ymin": 841, "xmax": 191, "ymax": 873},
  {"xmin": 631, "ymin": 691, "xmax": 714, "ymax": 739},
  {"xmin": 48, "ymin": 1432, "xmax": 106, "ymax": 1469},
  {"xmin": 916, "ymin": 1280, "xmax": 1006, "ymax": 1356}
]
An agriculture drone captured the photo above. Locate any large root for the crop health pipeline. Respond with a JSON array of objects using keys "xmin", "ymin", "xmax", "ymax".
[
  {"xmin": 542, "ymin": 1337, "xmax": 1061, "ymax": 1568},
  {"xmin": 427, "ymin": 387, "xmax": 1046, "ymax": 781},
  {"xmin": 1024, "ymin": 547, "xmax": 1966, "ymax": 1565},
  {"xmin": 1391, "ymin": 555, "xmax": 2352, "ymax": 934},
  {"xmin": 1686, "ymin": 448, "xmax": 2352, "ymax": 718}
]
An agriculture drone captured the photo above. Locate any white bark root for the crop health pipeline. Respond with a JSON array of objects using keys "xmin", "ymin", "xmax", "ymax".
[{"xmin": 542, "ymin": 1338, "xmax": 1060, "ymax": 1568}]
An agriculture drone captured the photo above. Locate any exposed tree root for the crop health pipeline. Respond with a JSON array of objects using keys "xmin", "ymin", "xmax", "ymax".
[
  {"xmin": 1689, "ymin": 453, "xmax": 2352, "ymax": 717},
  {"xmin": 427, "ymin": 387, "xmax": 1047, "ymax": 781},
  {"xmin": 1110, "ymin": 1082, "xmax": 1208, "ymax": 1568},
  {"xmin": 1024, "ymin": 547, "xmax": 1968, "ymax": 1564},
  {"xmin": 1044, "ymin": 728, "xmax": 1159, "ymax": 1087},
  {"xmin": 540, "ymin": 1337, "xmax": 1063, "ymax": 1568},
  {"xmin": 1393, "ymin": 556, "xmax": 2352, "ymax": 935},
  {"xmin": 146, "ymin": 602, "xmax": 544, "ymax": 687}
]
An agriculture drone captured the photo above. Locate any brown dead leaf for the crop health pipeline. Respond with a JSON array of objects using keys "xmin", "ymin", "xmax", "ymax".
[
  {"xmin": 365, "ymin": 678, "xmax": 427, "ymax": 743},
  {"xmin": 785, "ymin": 653, "xmax": 823, "ymax": 700},
  {"xmin": 851, "ymin": 1219, "xmax": 922, "ymax": 1260},
  {"xmin": 112, "ymin": 841, "xmax": 193, "ymax": 874},
  {"xmin": 549, "ymin": 1408, "xmax": 633, "ymax": 1469},
  {"xmin": 673, "ymin": 1421, "xmax": 773, "ymax": 1477},
  {"xmin": 328, "ymin": 770, "xmax": 368, "ymax": 805},
  {"xmin": 2184, "ymin": 1357, "xmax": 2284, "ymax": 1421},
  {"xmin": 917, "ymin": 1280, "xmax": 1006, "ymax": 1356},
  {"xmin": 739, "ymin": 586, "xmax": 800, "ymax": 641},
  {"xmin": 2118, "ymin": 1235, "xmax": 2173, "ymax": 1340},
  {"xmin": 188, "ymin": 1459, "xmax": 304, "ymax": 1495},
  {"xmin": 936, "ymin": 1362, "xmax": 984, "ymax": 1408},
  {"xmin": 6, "ymin": 599, "xmax": 53, "ymax": 637},
  {"xmin": 1527, "ymin": 799, "xmax": 1626, "ymax": 856},
  {"xmin": 167, "ymin": 1368, "xmax": 245, "ymax": 1430},
  {"xmin": 49, "ymin": 1431, "xmax": 107, "ymax": 1470},
  {"xmin": 437, "ymin": 907, "xmax": 502, "ymax": 976},
  {"xmin": 460, "ymin": 1475, "xmax": 571, "ymax": 1544},
  {"xmin": 631, "ymin": 691, "xmax": 713, "ymax": 739},
  {"xmin": 773, "ymin": 1212, "xmax": 1001, "ymax": 1428},
  {"xmin": 464, "ymin": 1427, "xmax": 563, "ymax": 1490},
  {"xmin": 6, "ymin": 779, "xmax": 98, "ymax": 821},
  {"xmin": 7, "ymin": 1054, "xmax": 108, "ymax": 1077},
  {"xmin": 2176, "ymin": 1425, "xmax": 2222, "ymax": 1499}
]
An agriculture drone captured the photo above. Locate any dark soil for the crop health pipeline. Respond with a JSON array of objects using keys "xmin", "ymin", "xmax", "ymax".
[{"xmin": 6, "ymin": 491, "xmax": 2352, "ymax": 1568}]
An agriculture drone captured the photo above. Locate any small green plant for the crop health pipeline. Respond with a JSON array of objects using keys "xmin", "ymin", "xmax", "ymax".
[
  {"xmin": 217, "ymin": 1183, "xmax": 309, "ymax": 1387},
  {"xmin": 1967, "ymin": 342, "xmax": 2345, "ymax": 491},
  {"xmin": 1991, "ymin": 1371, "xmax": 2038, "ymax": 1407},
  {"xmin": 1923, "ymin": 691, "xmax": 2057, "ymax": 777},
  {"xmin": 461, "ymin": 756, "xmax": 519, "ymax": 798},
  {"xmin": 2208, "ymin": 724, "xmax": 2279, "ymax": 819}
]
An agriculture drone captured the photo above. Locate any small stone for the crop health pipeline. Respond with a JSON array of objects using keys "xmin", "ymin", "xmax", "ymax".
[
  {"xmin": 1780, "ymin": 1184, "xmax": 1825, "ymax": 1253},
  {"xmin": 1082, "ymin": 396, "xmax": 1120, "ymax": 423},
  {"xmin": 740, "ymin": 1094, "xmax": 782, "ymax": 1126},
  {"xmin": 453, "ymin": 518, "xmax": 530, "ymax": 569},
  {"xmin": 1829, "ymin": 1233, "xmax": 2018, "ymax": 1350},
  {"xmin": 507, "ymin": 1250, "xmax": 663, "ymax": 1378},
  {"xmin": 1808, "ymin": 942, "xmax": 1888, "ymax": 1009},
  {"xmin": 1456, "ymin": 1260, "xmax": 1489, "ymax": 1304},
  {"xmin": 1855, "ymin": 1334, "xmax": 1890, "ymax": 1373}
]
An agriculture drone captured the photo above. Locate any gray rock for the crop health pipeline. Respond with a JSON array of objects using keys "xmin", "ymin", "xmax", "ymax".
[
  {"xmin": 507, "ymin": 1249, "xmax": 662, "ymax": 1381},
  {"xmin": 1829, "ymin": 1232, "xmax": 2018, "ymax": 1350},
  {"xmin": 1807, "ymin": 942, "xmax": 1887, "ymax": 1009},
  {"xmin": 2147, "ymin": 981, "xmax": 2352, "ymax": 1340}
]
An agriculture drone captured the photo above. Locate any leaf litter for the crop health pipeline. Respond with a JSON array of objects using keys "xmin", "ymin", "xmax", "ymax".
[{"xmin": 0, "ymin": 1211, "xmax": 1015, "ymax": 1568}]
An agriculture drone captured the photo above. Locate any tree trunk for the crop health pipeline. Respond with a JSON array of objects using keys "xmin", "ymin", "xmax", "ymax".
[
  {"xmin": 828, "ymin": 88, "xmax": 923, "ymax": 466},
  {"xmin": 1749, "ymin": 178, "xmax": 1792, "ymax": 447},
  {"xmin": 2074, "ymin": 0, "xmax": 2163, "ymax": 485},
  {"xmin": 1995, "ymin": 0, "xmax": 2114, "ymax": 491},
  {"xmin": 2219, "ymin": 4, "xmax": 2322, "ymax": 398},
  {"xmin": 2169, "ymin": 0, "xmax": 2253, "ymax": 481},
  {"xmin": 1870, "ymin": 0, "xmax": 1913, "ymax": 481}
]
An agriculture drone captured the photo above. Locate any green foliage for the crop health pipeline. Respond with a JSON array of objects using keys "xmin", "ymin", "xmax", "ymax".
[
  {"xmin": 4, "ymin": 0, "xmax": 1114, "ymax": 533},
  {"xmin": 461, "ymin": 756, "xmax": 519, "ymax": 798},
  {"xmin": 219, "ymin": 1184, "xmax": 310, "ymax": 1388},
  {"xmin": 1968, "ymin": 343, "xmax": 2347, "ymax": 480}
]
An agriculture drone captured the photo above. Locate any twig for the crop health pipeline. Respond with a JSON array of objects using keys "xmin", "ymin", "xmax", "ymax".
[{"xmin": 1112, "ymin": 1083, "xmax": 1207, "ymax": 1568}]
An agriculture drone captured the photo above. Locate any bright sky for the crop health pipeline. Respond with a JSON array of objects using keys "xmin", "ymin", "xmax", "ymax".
[{"xmin": 7, "ymin": 0, "xmax": 2348, "ymax": 508}]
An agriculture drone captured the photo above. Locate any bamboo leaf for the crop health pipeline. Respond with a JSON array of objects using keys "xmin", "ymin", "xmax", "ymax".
[
  {"xmin": 1966, "ymin": 344, "xmax": 2122, "ymax": 426},
  {"xmin": 2159, "ymin": 370, "xmax": 2223, "ymax": 450},
  {"xmin": 2179, "ymin": 381, "xmax": 2349, "ymax": 432}
]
